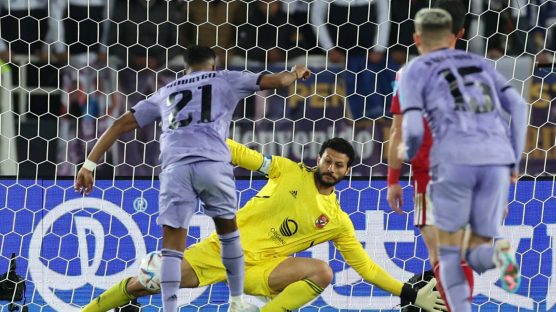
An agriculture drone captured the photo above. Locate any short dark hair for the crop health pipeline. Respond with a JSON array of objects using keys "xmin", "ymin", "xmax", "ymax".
[
  {"xmin": 414, "ymin": 8, "xmax": 453, "ymax": 43},
  {"xmin": 434, "ymin": 0, "xmax": 466, "ymax": 34},
  {"xmin": 319, "ymin": 138, "xmax": 355, "ymax": 167},
  {"xmin": 183, "ymin": 45, "xmax": 216, "ymax": 67}
]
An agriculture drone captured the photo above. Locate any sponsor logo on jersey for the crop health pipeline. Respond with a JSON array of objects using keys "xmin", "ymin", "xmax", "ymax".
[
  {"xmin": 268, "ymin": 217, "xmax": 299, "ymax": 245},
  {"xmin": 289, "ymin": 190, "xmax": 298, "ymax": 198},
  {"xmin": 280, "ymin": 218, "xmax": 299, "ymax": 236},
  {"xmin": 315, "ymin": 214, "xmax": 329, "ymax": 229},
  {"xmin": 268, "ymin": 228, "xmax": 286, "ymax": 245}
]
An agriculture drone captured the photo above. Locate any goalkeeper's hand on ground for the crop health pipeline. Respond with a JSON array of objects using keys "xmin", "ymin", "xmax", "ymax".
[{"xmin": 401, "ymin": 278, "xmax": 447, "ymax": 312}]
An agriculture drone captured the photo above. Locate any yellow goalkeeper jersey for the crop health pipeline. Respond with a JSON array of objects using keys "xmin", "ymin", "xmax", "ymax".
[{"xmin": 202, "ymin": 139, "xmax": 404, "ymax": 295}]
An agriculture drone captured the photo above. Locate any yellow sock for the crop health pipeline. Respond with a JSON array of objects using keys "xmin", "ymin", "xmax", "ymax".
[
  {"xmin": 81, "ymin": 277, "xmax": 136, "ymax": 312},
  {"xmin": 260, "ymin": 279, "xmax": 324, "ymax": 312}
]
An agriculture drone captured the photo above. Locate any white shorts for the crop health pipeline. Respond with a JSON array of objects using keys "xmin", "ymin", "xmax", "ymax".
[
  {"xmin": 413, "ymin": 178, "xmax": 435, "ymax": 227},
  {"xmin": 157, "ymin": 161, "xmax": 238, "ymax": 229}
]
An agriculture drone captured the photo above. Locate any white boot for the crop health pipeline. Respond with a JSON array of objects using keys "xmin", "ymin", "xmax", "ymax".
[
  {"xmin": 228, "ymin": 301, "xmax": 260, "ymax": 312},
  {"xmin": 228, "ymin": 296, "xmax": 260, "ymax": 312}
]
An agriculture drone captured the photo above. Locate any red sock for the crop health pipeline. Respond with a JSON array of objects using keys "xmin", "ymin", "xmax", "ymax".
[
  {"xmin": 461, "ymin": 260, "xmax": 475, "ymax": 301},
  {"xmin": 433, "ymin": 261, "xmax": 452, "ymax": 312}
]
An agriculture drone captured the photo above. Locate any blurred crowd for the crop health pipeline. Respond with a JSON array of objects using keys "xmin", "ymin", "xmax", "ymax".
[{"xmin": 0, "ymin": 0, "xmax": 553, "ymax": 177}]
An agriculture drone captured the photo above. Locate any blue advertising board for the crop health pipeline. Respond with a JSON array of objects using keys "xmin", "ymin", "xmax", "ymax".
[{"xmin": 0, "ymin": 178, "xmax": 554, "ymax": 311}]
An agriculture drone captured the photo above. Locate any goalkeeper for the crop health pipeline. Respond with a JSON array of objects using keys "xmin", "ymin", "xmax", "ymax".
[{"xmin": 82, "ymin": 139, "xmax": 446, "ymax": 312}]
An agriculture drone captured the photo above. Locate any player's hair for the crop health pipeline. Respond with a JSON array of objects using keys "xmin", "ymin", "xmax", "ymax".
[
  {"xmin": 433, "ymin": 0, "xmax": 466, "ymax": 34},
  {"xmin": 319, "ymin": 138, "xmax": 355, "ymax": 167},
  {"xmin": 183, "ymin": 45, "xmax": 216, "ymax": 67},
  {"xmin": 414, "ymin": 8, "xmax": 453, "ymax": 45}
]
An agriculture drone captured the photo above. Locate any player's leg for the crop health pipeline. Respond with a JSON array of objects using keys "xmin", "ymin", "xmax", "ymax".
[
  {"xmin": 160, "ymin": 226, "xmax": 187, "ymax": 311},
  {"xmin": 81, "ymin": 257, "xmax": 202, "ymax": 312},
  {"xmin": 436, "ymin": 228, "xmax": 467, "ymax": 311},
  {"xmin": 466, "ymin": 165, "xmax": 508, "ymax": 273},
  {"xmin": 260, "ymin": 257, "xmax": 333, "ymax": 311},
  {"xmin": 157, "ymin": 164, "xmax": 198, "ymax": 312},
  {"xmin": 81, "ymin": 277, "xmax": 137, "ymax": 312},
  {"xmin": 415, "ymin": 177, "xmax": 444, "ymax": 307},
  {"xmin": 212, "ymin": 216, "xmax": 247, "ymax": 305},
  {"xmin": 428, "ymin": 228, "xmax": 474, "ymax": 310},
  {"xmin": 193, "ymin": 161, "xmax": 255, "ymax": 311},
  {"xmin": 414, "ymin": 193, "xmax": 447, "ymax": 310},
  {"xmin": 467, "ymin": 165, "xmax": 520, "ymax": 293},
  {"xmin": 459, "ymin": 228, "xmax": 475, "ymax": 300},
  {"xmin": 414, "ymin": 176, "xmax": 474, "ymax": 308},
  {"xmin": 431, "ymin": 164, "xmax": 475, "ymax": 311},
  {"xmin": 126, "ymin": 256, "xmax": 202, "ymax": 296},
  {"xmin": 420, "ymin": 225, "xmax": 438, "ymax": 264},
  {"xmin": 414, "ymin": 176, "xmax": 438, "ymax": 265},
  {"xmin": 465, "ymin": 233, "xmax": 495, "ymax": 273}
]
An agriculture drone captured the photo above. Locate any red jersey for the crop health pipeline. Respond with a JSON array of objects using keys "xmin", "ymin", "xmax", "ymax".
[{"xmin": 390, "ymin": 70, "xmax": 432, "ymax": 180}]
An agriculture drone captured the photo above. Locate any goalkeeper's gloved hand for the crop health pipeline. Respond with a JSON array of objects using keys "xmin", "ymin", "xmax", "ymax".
[{"xmin": 400, "ymin": 278, "xmax": 447, "ymax": 312}]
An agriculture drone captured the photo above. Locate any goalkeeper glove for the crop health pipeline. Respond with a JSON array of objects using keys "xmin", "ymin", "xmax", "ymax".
[{"xmin": 400, "ymin": 278, "xmax": 447, "ymax": 312}]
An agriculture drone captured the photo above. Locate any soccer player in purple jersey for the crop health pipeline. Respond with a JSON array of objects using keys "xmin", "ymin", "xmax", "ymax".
[
  {"xmin": 75, "ymin": 45, "xmax": 311, "ymax": 312},
  {"xmin": 398, "ymin": 9, "xmax": 528, "ymax": 312}
]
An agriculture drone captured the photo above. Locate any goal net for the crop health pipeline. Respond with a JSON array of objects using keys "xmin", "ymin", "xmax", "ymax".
[{"xmin": 0, "ymin": 0, "xmax": 554, "ymax": 311}]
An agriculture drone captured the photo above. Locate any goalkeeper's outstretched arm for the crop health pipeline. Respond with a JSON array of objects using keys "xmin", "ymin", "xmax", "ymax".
[
  {"xmin": 335, "ymin": 224, "xmax": 447, "ymax": 311},
  {"xmin": 75, "ymin": 112, "xmax": 139, "ymax": 194},
  {"xmin": 226, "ymin": 139, "xmax": 267, "ymax": 171},
  {"xmin": 350, "ymin": 250, "xmax": 446, "ymax": 311},
  {"xmin": 227, "ymin": 139, "xmax": 282, "ymax": 178}
]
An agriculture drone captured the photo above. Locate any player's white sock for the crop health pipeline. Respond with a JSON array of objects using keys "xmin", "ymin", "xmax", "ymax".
[
  {"xmin": 218, "ymin": 230, "xmax": 245, "ymax": 297},
  {"xmin": 439, "ymin": 245, "xmax": 471, "ymax": 312},
  {"xmin": 229, "ymin": 295, "xmax": 244, "ymax": 303},
  {"xmin": 160, "ymin": 248, "xmax": 183, "ymax": 312},
  {"xmin": 466, "ymin": 243, "xmax": 495, "ymax": 273}
]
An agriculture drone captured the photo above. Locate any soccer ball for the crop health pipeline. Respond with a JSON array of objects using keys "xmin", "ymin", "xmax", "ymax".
[{"xmin": 138, "ymin": 251, "xmax": 162, "ymax": 291}]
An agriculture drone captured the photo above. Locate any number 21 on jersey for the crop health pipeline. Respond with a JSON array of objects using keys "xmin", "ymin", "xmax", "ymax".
[{"xmin": 166, "ymin": 84, "xmax": 213, "ymax": 129}]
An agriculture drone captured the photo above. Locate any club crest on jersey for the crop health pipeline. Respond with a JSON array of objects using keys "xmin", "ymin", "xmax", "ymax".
[{"xmin": 315, "ymin": 214, "xmax": 329, "ymax": 229}]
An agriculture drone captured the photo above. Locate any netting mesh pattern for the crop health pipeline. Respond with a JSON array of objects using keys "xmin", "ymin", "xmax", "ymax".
[{"xmin": 0, "ymin": 0, "xmax": 554, "ymax": 311}]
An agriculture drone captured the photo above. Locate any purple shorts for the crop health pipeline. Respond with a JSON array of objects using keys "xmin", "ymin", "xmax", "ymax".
[
  {"xmin": 429, "ymin": 164, "xmax": 510, "ymax": 238},
  {"xmin": 157, "ymin": 161, "xmax": 237, "ymax": 229}
]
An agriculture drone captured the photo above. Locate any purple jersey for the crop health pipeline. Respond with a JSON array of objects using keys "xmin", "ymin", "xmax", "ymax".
[
  {"xmin": 131, "ymin": 70, "xmax": 262, "ymax": 168},
  {"xmin": 399, "ymin": 48, "xmax": 528, "ymax": 169}
]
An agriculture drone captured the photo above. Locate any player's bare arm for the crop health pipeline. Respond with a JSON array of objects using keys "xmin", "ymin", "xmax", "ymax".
[
  {"xmin": 75, "ymin": 112, "xmax": 139, "ymax": 195},
  {"xmin": 498, "ymin": 85, "xmax": 529, "ymax": 180},
  {"xmin": 387, "ymin": 114, "xmax": 404, "ymax": 213},
  {"xmin": 259, "ymin": 64, "xmax": 311, "ymax": 90}
]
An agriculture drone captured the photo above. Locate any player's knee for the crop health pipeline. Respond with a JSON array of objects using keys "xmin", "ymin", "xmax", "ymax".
[
  {"xmin": 180, "ymin": 260, "xmax": 200, "ymax": 288},
  {"xmin": 321, "ymin": 264, "xmax": 334, "ymax": 286},
  {"xmin": 310, "ymin": 260, "xmax": 333, "ymax": 288},
  {"xmin": 420, "ymin": 226, "xmax": 439, "ymax": 264},
  {"xmin": 427, "ymin": 249, "xmax": 438, "ymax": 266},
  {"xmin": 213, "ymin": 216, "xmax": 238, "ymax": 235}
]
